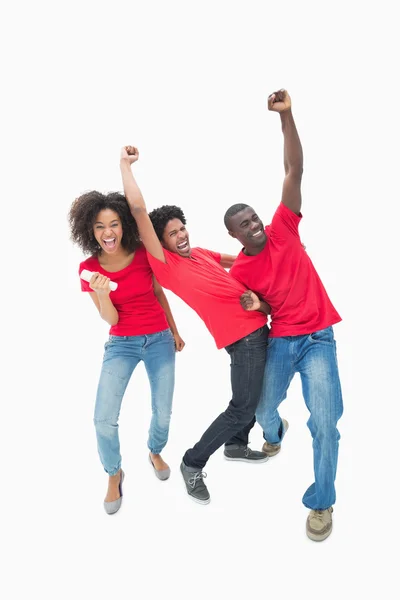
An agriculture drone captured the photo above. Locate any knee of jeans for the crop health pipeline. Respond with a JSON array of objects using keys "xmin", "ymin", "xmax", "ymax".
[
  {"xmin": 226, "ymin": 405, "xmax": 253, "ymax": 427},
  {"xmin": 310, "ymin": 420, "xmax": 341, "ymax": 443},
  {"xmin": 94, "ymin": 417, "xmax": 118, "ymax": 438}
]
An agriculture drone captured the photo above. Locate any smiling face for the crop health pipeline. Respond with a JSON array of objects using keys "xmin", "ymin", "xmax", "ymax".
[
  {"xmin": 161, "ymin": 218, "xmax": 192, "ymax": 257},
  {"xmin": 93, "ymin": 209, "xmax": 123, "ymax": 255},
  {"xmin": 227, "ymin": 206, "xmax": 266, "ymax": 254}
]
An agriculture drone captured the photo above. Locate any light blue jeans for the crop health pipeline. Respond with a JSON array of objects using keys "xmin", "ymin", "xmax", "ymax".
[
  {"xmin": 256, "ymin": 327, "xmax": 343, "ymax": 510},
  {"xmin": 94, "ymin": 329, "xmax": 176, "ymax": 475}
]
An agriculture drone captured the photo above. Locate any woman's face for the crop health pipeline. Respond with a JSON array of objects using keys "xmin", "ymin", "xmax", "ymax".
[{"xmin": 93, "ymin": 209, "xmax": 123, "ymax": 254}]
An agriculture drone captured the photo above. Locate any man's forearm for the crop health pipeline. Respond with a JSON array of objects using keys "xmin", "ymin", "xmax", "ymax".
[
  {"xmin": 120, "ymin": 159, "xmax": 146, "ymax": 214},
  {"xmin": 281, "ymin": 110, "xmax": 303, "ymax": 176},
  {"xmin": 258, "ymin": 300, "xmax": 271, "ymax": 315}
]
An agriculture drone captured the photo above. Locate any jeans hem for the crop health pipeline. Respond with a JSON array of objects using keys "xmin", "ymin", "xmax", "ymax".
[
  {"xmin": 183, "ymin": 420, "xmax": 239, "ymax": 470},
  {"xmin": 262, "ymin": 437, "xmax": 281, "ymax": 446},
  {"xmin": 303, "ymin": 501, "xmax": 335, "ymax": 510},
  {"xmin": 105, "ymin": 465, "xmax": 122, "ymax": 476}
]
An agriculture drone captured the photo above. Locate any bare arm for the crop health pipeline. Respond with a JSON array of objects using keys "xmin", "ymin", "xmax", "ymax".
[
  {"xmin": 268, "ymin": 90, "xmax": 303, "ymax": 215},
  {"xmin": 87, "ymin": 273, "xmax": 119, "ymax": 326},
  {"xmin": 220, "ymin": 253, "xmax": 237, "ymax": 269},
  {"xmin": 153, "ymin": 276, "xmax": 185, "ymax": 351},
  {"xmin": 120, "ymin": 146, "xmax": 166, "ymax": 263},
  {"xmin": 257, "ymin": 300, "xmax": 271, "ymax": 316}
]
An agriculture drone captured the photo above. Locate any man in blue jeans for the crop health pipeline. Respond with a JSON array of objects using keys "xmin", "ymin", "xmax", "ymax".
[{"xmin": 225, "ymin": 89, "xmax": 343, "ymax": 541}]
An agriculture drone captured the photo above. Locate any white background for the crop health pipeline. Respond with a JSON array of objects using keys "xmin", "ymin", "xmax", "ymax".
[{"xmin": 2, "ymin": 1, "xmax": 399, "ymax": 598}]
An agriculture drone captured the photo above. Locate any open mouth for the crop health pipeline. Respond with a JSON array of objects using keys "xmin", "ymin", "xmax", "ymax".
[
  {"xmin": 177, "ymin": 240, "xmax": 189, "ymax": 252},
  {"xmin": 252, "ymin": 230, "xmax": 264, "ymax": 238},
  {"xmin": 103, "ymin": 237, "xmax": 117, "ymax": 249}
]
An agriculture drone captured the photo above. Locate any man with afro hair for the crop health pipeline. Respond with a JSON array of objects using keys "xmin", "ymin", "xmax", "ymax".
[{"xmin": 120, "ymin": 146, "xmax": 271, "ymax": 505}]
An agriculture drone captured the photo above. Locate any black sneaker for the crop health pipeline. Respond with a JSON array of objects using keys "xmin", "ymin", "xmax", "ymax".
[
  {"xmin": 180, "ymin": 461, "xmax": 210, "ymax": 505},
  {"xmin": 224, "ymin": 444, "xmax": 269, "ymax": 463}
]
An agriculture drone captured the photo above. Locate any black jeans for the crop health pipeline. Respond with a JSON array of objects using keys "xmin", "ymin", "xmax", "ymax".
[{"xmin": 183, "ymin": 325, "xmax": 269, "ymax": 469}]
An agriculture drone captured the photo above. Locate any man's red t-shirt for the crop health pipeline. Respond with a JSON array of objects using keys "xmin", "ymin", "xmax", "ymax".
[
  {"xmin": 229, "ymin": 202, "xmax": 341, "ymax": 337},
  {"xmin": 79, "ymin": 245, "xmax": 168, "ymax": 336},
  {"xmin": 146, "ymin": 247, "xmax": 267, "ymax": 349}
]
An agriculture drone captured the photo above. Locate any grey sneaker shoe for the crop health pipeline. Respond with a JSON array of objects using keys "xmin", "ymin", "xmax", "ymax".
[
  {"xmin": 149, "ymin": 454, "xmax": 171, "ymax": 481},
  {"xmin": 180, "ymin": 461, "xmax": 210, "ymax": 505},
  {"xmin": 262, "ymin": 419, "xmax": 289, "ymax": 457},
  {"xmin": 224, "ymin": 444, "xmax": 269, "ymax": 463},
  {"xmin": 104, "ymin": 470, "xmax": 125, "ymax": 515},
  {"xmin": 306, "ymin": 507, "xmax": 333, "ymax": 542}
]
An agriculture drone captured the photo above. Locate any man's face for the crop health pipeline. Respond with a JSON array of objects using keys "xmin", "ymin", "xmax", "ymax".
[
  {"xmin": 227, "ymin": 207, "xmax": 266, "ymax": 253},
  {"xmin": 162, "ymin": 219, "xmax": 192, "ymax": 257}
]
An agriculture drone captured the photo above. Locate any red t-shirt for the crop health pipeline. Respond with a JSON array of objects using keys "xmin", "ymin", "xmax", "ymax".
[
  {"xmin": 146, "ymin": 247, "xmax": 267, "ymax": 349},
  {"xmin": 229, "ymin": 202, "xmax": 342, "ymax": 337},
  {"xmin": 79, "ymin": 245, "xmax": 168, "ymax": 336}
]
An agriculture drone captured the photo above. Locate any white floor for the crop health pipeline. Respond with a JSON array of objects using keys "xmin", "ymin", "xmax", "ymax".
[{"xmin": 6, "ymin": 329, "xmax": 396, "ymax": 598}]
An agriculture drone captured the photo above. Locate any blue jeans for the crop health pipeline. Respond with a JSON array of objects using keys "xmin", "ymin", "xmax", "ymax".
[
  {"xmin": 183, "ymin": 325, "xmax": 268, "ymax": 469},
  {"xmin": 94, "ymin": 329, "xmax": 176, "ymax": 475},
  {"xmin": 256, "ymin": 327, "xmax": 343, "ymax": 510}
]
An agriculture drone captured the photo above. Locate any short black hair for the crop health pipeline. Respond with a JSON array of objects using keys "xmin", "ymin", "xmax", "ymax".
[
  {"xmin": 149, "ymin": 205, "xmax": 187, "ymax": 240},
  {"xmin": 223, "ymin": 203, "xmax": 250, "ymax": 229},
  {"xmin": 68, "ymin": 191, "xmax": 140, "ymax": 255}
]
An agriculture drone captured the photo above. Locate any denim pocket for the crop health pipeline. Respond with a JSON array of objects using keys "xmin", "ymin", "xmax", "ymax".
[
  {"xmin": 308, "ymin": 327, "xmax": 334, "ymax": 345},
  {"xmin": 161, "ymin": 328, "xmax": 173, "ymax": 338},
  {"xmin": 245, "ymin": 325, "xmax": 268, "ymax": 341},
  {"xmin": 105, "ymin": 335, "xmax": 126, "ymax": 349}
]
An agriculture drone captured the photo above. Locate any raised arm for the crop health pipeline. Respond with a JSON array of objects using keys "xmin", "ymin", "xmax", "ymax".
[
  {"xmin": 268, "ymin": 89, "xmax": 303, "ymax": 215},
  {"xmin": 120, "ymin": 146, "xmax": 166, "ymax": 263}
]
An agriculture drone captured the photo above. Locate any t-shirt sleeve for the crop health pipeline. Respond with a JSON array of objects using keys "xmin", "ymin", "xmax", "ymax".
[
  {"xmin": 78, "ymin": 262, "xmax": 92, "ymax": 292},
  {"xmin": 229, "ymin": 259, "xmax": 247, "ymax": 288},
  {"xmin": 270, "ymin": 202, "xmax": 302, "ymax": 240},
  {"xmin": 146, "ymin": 250, "xmax": 175, "ymax": 288}
]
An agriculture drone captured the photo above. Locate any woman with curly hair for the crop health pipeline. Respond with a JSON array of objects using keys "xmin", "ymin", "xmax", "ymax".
[{"xmin": 69, "ymin": 191, "xmax": 185, "ymax": 515}]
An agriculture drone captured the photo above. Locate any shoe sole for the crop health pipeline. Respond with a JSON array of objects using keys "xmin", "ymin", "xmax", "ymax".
[
  {"xmin": 188, "ymin": 494, "xmax": 211, "ymax": 505},
  {"xmin": 306, "ymin": 526, "xmax": 333, "ymax": 542},
  {"xmin": 180, "ymin": 469, "xmax": 211, "ymax": 505},
  {"xmin": 224, "ymin": 456, "xmax": 269, "ymax": 463},
  {"xmin": 262, "ymin": 447, "xmax": 281, "ymax": 458},
  {"xmin": 104, "ymin": 504, "xmax": 122, "ymax": 515}
]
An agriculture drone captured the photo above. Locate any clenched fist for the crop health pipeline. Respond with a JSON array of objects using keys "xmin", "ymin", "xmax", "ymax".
[
  {"xmin": 173, "ymin": 332, "xmax": 185, "ymax": 352},
  {"xmin": 120, "ymin": 145, "xmax": 139, "ymax": 164},
  {"xmin": 268, "ymin": 89, "xmax": 291, "ymax": 113},
  {"xmin": 89, "ymin": 272, "xmax": 112, "ymax": 295},
  {"xmin": 240, "ymin": 290, "xmax": 261, "ymax": 311}
]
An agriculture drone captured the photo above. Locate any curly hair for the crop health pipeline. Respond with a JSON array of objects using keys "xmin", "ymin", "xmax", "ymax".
[
  {"xmin": 148, "ymin": 205, "xmax": 187, "ymax": 240},
  {"xmin": 223, "ymin": 203, "xmax": 250, "ymax": 229},
  {"xmin": 68, "ymin": 191, "xmax": 140, "ymax": 255}
]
